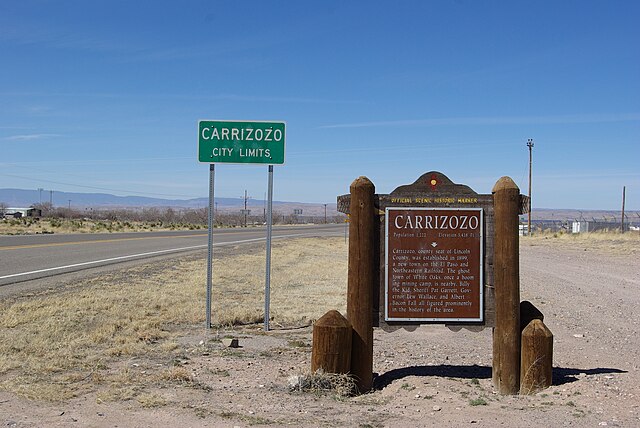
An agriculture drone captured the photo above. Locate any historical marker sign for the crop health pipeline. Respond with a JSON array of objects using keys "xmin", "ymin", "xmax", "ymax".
[
  {"xmin": 334, "ymin": 172, "xmax": 532, "ymax": 395},
  {"xmin": 337, "ymin": 171, "xmax": 506, "ymax": 328},
  {"xmin": 385, "ymin": 207, "xmax": 483, "ymax": 322},
  {"xmin": 198, "ymin": 120, "xmax": 286, "ymax": 164}
]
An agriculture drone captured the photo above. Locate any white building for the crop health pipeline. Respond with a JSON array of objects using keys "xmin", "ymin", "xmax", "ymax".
[{"xmin": 3, "ymin": 207, "xmax": 42, "ymax": 218}]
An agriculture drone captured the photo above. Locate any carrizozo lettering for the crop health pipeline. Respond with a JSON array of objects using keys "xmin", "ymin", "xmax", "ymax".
[
  {"xmin": 200, "ymin": 126, "xmax": 283, "ymax": 142},
  {"xmin": 394, "ymin": 214, "xmax": 479, "ymax": 230}
]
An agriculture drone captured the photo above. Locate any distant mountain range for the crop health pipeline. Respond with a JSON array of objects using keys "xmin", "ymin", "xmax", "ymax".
[
  {"xmin": 0, "ymin": 188, "xmax": 338, "ymax": 216},
  {"xmin": 1, "ymin": 188, "xmax": 207, "ymax": 208},
  {"xmin": 0, "ymin": 188, "xmax": 634, "ymax": 221}
]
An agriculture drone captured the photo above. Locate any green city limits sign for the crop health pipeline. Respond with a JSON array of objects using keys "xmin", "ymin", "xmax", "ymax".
[{"xmin": 198, "ymin": 120, "xmax": 286, "ymax": 164}]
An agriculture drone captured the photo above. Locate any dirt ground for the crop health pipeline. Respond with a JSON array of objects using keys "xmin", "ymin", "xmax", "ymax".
[{"xmin": 1, "ymin": 237, "xmax": 639, "ymax": 427}]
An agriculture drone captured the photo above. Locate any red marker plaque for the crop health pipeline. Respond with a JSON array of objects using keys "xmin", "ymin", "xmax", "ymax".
[{"xmin": 385, "ymin": 207, "xmax": 483, "ymax": 322}]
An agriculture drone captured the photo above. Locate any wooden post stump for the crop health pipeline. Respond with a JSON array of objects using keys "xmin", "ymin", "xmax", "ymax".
[
  {"xmin": 520, "ymin": 319, "xmax": 553, "ymax": 394},
  {"xmin": 347, "ymin": 176, "xmax": 375, "ymax": 393},
  {"xmin": 311, "ymin": 310, "xmax": 352, "ymax": 374},
  {"xmin": 492, "ymin": 176, "xmax": 521, "ymax": 395}
]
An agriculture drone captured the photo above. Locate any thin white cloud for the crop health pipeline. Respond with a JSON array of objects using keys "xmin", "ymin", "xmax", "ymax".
[
  {"xmin": 3, "ymin": 134, "xmax": 62, "ymax": 141},
  {"xmin": 0, "ymin": 91, "xmax": 124, "ymax": 99},
  {"xmin": 0, "ymin": 22, "xmax": 130, "ymax": 53},
  {"xmin": 318, "ymin": 113, "xmax": 640, "ymax": 129},
  {"xmin": 1, "ymin": 156, "xmax": 192, "ymax": 166}
]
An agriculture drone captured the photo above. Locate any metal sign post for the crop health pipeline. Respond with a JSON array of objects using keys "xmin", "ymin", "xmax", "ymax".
[
  {"xmin": 264, "ymin": 165, "xmax": 274, "ymax": 331},
  {"xmin": 206, "ymin": 164, "xmax": 215, "ymax": 329}
]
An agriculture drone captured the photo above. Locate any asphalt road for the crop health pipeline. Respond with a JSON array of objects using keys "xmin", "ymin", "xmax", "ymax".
[{"xmin": 0, "ymin": 224, "xmax": 346, "ymax": 288}]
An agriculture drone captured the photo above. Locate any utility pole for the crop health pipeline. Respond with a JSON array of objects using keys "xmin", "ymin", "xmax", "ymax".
[
  {"xmin": 38, "ymin": 188, "xmax": 43, "ymax": 204},
  {"xmin": 621, "ymin": 186, "xmax": 626, "ymax": 233},
  {"xmin": 527, "ymin": 139, "xmax": 534, "ymax": 236},
  {"xmin": 324, "ymin": 203, "xmax": 328, "ymax": 224},
  {"xmin": 49, "ymin": 190, "xmax": 53, "ymax": 207},
  {"xmin": 242, "ymin": 190, "xmax": 251, "ymax": 227}
]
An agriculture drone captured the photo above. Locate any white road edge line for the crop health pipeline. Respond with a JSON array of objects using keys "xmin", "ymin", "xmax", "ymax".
[{"xmin": 0, "ymin": 232, "xmax": 339, "ymax": 280}]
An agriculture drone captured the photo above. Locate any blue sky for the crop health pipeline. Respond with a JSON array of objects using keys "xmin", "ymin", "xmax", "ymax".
[{"xmin": 1, "ymin": 1, "xmax": 638, "ymax": 210}]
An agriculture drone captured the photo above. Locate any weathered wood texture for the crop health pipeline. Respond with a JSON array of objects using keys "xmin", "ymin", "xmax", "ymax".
[
  {"xmin": 311, "ymin": 310, "xmax": 352, "ymax": 374},
  {"xmin": 347, "ymin": 176, "xmax": 375, "ymax": 393},
  {"xmin": 520, "ymin": 319, "xmax": 553, "ymax": 394},
  {"xmin": 492, "ymin": 176, "xmax": 521, "ymax": 394}
]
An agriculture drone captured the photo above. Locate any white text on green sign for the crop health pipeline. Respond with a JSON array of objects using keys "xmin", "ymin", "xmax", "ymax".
[{"xmin": 198, "ymin": 120, "xmax": 285, "ymax": 164}]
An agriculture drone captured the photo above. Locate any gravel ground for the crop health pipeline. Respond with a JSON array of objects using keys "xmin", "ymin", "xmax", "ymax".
[{"xmin": 1, "ymin": 238, "xmax": 638, "ymax": 427}]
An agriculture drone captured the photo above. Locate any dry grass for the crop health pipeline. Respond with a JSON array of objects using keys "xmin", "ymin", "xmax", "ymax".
[
  {"xmin": 0, "ymin": 237, "xmax": 347, "ymax": 401},
  {"xmin": 136, "ymin": 392, "xmax": 168, "ymax": 408},
  {"xmin": 214, "ymin": 237, "xmax": 348, "ymax": 327},
  {"xmin": 288, "ymin": 370, "xmax": 358, "ymax": 398},
  {"xmin": 0, "ymin": 217, "xmax": 204, "ymax": 235},
  {"xmin": 521, "ymin": 230, "xmax": 639, "ymax": 256}
]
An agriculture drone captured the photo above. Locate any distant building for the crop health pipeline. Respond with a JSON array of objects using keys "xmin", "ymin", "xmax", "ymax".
[
  {"xmin": 3, "ymin": 207, "xmax": 42, "ymax": 219},
  {"xmin": 572, "ymin": 221, "xmax": 589, "ymax": 233}
]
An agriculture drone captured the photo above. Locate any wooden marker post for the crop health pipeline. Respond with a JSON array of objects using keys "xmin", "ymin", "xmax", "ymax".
[
  {"xmin": 492, "ymin": 176, "xmax": 521, "ymax": 395},
  {"xmin": 347, "ymin": 177, "xmax": 375, "ymax": 393},
  {"xmin": 311, "ymin": 310, "xmax": 352, "ymax": 374},
  {"xmin": 520, "ymin": 319, "xmax": 553, "ymax": 394}
]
